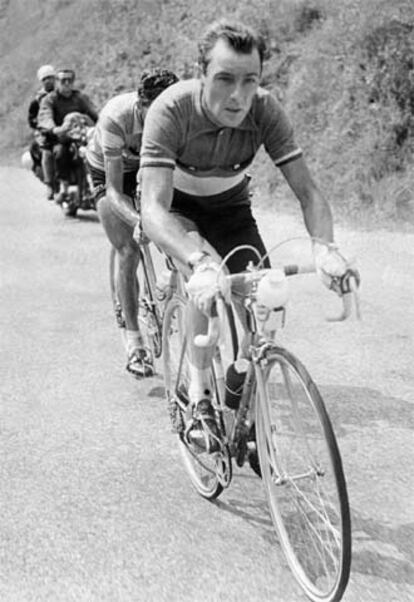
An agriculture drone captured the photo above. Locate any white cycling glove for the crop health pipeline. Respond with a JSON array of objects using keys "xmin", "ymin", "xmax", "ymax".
[
  {"xmin": 186, "ymin": 253, "xmax": 230, "ymax": 313},
  {"xmin": 313, "ymin": 242, "xmax": 360, "ymax": 295}
]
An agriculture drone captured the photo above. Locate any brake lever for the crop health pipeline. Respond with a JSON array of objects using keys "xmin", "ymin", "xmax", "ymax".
[{"xmin": 327, "ymin": 277, "xmax": 361, "ymax": 322}]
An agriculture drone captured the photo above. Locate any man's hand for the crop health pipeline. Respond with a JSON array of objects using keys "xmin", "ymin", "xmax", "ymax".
[
  {"xmin": 313, "ymin": 242, "xmax": 360, "ymax": 296},
  {"xmin": 186, "ymin": 256, "xmax": 230, "ymax": 314},
  {"xmin": 53, "ymin": 121, "xmax": 71, "ymax": 140}
]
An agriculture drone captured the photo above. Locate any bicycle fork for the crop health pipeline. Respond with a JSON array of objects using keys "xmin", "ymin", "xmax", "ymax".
[{"xmin": 253, "ymin": 348, "xmax": 288, "ymax": 484}]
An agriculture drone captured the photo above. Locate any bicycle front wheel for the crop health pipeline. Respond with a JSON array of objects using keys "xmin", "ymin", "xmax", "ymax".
[{"xmin": 255, "ymin": 346, "xmax": 351, "ymax": 602}]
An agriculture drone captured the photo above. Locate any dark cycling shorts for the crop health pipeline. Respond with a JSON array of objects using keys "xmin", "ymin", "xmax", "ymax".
[
  {"xmin": 171, "ymin": 177, "xmax": 269, "ymax": 274},
  {"xmin": 87, "ymin": 163, "xmax": 138, "ymax": 204}
]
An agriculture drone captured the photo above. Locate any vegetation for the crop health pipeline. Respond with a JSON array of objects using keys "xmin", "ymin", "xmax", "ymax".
[{"xmin": 0, "ymin": 0, "xmax": 413, "ymax": 227}]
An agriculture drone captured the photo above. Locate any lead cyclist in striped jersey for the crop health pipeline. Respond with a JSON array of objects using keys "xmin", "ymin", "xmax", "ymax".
[{"xmin": 116, "ymin": 19, "xmax": 358, "ymax": 448}]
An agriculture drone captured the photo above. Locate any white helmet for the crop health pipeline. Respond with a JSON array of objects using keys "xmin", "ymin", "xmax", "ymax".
[
  {"xmin": 21, "ymin": 150, "xmax": 34, "ymax": 171},
  {"xmin": 37, "ymin": 64, "xmax": 56, "ymax": 82}
]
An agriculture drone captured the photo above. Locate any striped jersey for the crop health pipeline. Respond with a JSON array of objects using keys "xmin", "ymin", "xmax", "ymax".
[
  {"xmin": 86, "ymin": 92, "xmax": 145, "ymax": 173},
  {"xmin": 140, "ymin": 79, "xmax": 302, "ymax": 186}
]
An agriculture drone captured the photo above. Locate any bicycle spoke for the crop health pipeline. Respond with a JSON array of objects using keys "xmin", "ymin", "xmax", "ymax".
[
  {"xmin": 287, "ymin": 480, "xmax": 341, "ymax": 566},
  {"xmin": 288, "ymin": 478, "xmax": 342, "ymax": 544},
  {"xmin": 256, "ymin": 346, "xmax": 351, "ymax": 602}
]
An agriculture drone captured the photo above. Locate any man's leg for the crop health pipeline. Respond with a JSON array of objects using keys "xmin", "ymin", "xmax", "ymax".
[
  {"xmin": 29, "ymin": 140, "xmax": 43, "ymax": 182},
  {"xmin": 168, "ymin": 227, "xmax": 220, "ymax": 403},
  {"xmin": 174, "ymin": 231, "xmax": 223, "ymax": 450},
  {"xmin": 41, "ymin": 148, "xmax": 55, "ymax": 199},
  {"xmin": 97, "ymin": 195, "xmax": 153, "ymax": 377},
  {"xmin": 54, "ymin": 143, "xmax": 72, "ymax": 197}
]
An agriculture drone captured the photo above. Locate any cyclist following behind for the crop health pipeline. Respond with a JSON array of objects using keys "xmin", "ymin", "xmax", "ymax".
[
  {"xmin": 37, "ymin": 68, "xmax": 98, "ymax": 202},
  {"xmin": 26, "ymin": 64, "xmax": 56, "ymax": 199},
  {"xmin": 85, "ymin": 68, "xmax": 179, "ymax": 378},
  {"xmin": 136, "ymin": 19, "xmax": 357, "ymax": 449}
]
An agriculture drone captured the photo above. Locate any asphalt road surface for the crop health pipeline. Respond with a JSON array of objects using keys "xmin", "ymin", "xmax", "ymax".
[{"xmin": 1, "ymin": 167, "xmax": 413, "ymax": 601}]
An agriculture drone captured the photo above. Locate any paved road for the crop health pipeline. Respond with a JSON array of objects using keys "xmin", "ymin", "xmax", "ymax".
[{"xmin": 1, "ymin": 167, "xmax": 413, "ymax": 601}]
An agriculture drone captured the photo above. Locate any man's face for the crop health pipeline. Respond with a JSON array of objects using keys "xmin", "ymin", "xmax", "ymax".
[
  {"xmin": 42, "ymin": 76, "xmax": 55, "ymax": 93},
  {"xmin": 56, "ymin": 73, "xmax": 74, "ymax": 97},
  {"xmin": 202, "ymin": 38, "xmax": 261, "ymax": 128}
]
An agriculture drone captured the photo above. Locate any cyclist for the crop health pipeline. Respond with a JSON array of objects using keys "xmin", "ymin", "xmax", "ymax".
[
  {"xmin": 27, "ymin": 64, "xmax": 56, "ymax": 199},
  {"xmin": 37, "ymin": 68, "xmax": 98, "ymax": 202},
  {"xmin": 85, "ymin": 68, "xmax": 179, "ymax": 378},
  {"xmin": 124, "ymin": 19, "xmax": 355, "ymax": 448}
]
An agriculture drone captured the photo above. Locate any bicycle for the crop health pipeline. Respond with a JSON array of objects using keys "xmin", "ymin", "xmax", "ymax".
[{"xmin": 162, "ymin": 241, "xmax": 359, "ymax": 602}]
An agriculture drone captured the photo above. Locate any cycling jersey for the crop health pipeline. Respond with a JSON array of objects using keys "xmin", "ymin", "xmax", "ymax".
[
  {"xmin": 86, "ymin": 92, "xmax": 146, "ymax": 173},
  {"xmin": 140, "ymin": 79, "xmax": 302, "ymax": 196}
]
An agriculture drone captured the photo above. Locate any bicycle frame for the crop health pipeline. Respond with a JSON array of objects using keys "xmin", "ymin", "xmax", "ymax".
[{"xmin": 195, "ymin": 257, "xmax": 360, "ymax": 467}]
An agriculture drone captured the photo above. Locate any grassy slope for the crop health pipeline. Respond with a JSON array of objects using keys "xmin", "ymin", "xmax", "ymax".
[{"xmin": 0, "ymin": 0, "xmax": 413, "ymax": 228}]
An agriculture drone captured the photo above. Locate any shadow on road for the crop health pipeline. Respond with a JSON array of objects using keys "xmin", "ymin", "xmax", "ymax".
[
  {"xmin": 321, "ymin": 384, "xmax": 414, "ymax": 436},
  {"xmin": 352, "ymin": 514, "xmax": 414, "ymax": 585},
  {"xmin": 213, "ymin": 491, "xmax": 277, "ymax": 546}
]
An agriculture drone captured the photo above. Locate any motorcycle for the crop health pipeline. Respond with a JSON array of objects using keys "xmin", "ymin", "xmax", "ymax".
[{"xmin": 55, "ymin": 112, "xmax": 96, "ymax": 218}]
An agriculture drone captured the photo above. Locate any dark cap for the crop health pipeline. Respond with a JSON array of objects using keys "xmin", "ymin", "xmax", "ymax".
[{"xmin": 137, "ymin": 68, "xmax": 179, "ymax": 105}]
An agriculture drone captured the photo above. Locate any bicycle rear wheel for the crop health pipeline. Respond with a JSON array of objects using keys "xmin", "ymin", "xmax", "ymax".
[
  {"xmin": 163, "ymin": 294, "xmax": 236, "ymax": 499},
  {"xmin": 255, "ymin": 346, "xmax": 351, "ymax": 602}
]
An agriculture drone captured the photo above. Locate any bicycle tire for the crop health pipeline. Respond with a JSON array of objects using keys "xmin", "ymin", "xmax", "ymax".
[
  {"xmin": 163, "ymin": 294, "xmax": 237, "ymax": 500},
  {"xmin": 255, "ymin": 345, "xmax": 351, "ymax": 602},
  {"xmin": 137, "ymin": 245, "xmax": 163, "ymax": 358}
]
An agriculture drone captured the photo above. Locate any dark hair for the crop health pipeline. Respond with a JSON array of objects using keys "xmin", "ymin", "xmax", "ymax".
[
  {"xmin": 137, "ymin": 68, "xmax": 179, "ymax": 105},
  {"xmin": 198, "ymin": 19, "xmax": 267, "ymax": 74},
  {"xmin": 57, "ymin": 68, "xmax": 76, "ymax": 81}
]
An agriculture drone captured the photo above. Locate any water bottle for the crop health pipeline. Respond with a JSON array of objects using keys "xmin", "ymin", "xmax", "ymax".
[
  {"xmin": 156, "ymin": 268, "xmax": 171, "ymax": 302},
  {"xmin": 225, "ymin": 358, "xmax": 249, "ymax": 409},
  {"xmin": 256, "ymin": 269, "xmax": 288, "ymax": 309},
  {"xmin": 255, "ymin": 269, "xmax": 288, "ymax": 331}
]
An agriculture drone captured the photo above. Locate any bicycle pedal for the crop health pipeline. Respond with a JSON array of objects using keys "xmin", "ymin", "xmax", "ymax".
[
  {"xmin": 215, "ymin": 453, "xmax": 232, "ymax": 488},
  {"xmin": 185, "ymin": 420, "xmax": 222, "ymax": 454}
]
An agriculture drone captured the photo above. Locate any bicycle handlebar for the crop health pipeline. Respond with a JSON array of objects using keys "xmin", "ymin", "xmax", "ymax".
[{"xmin": 193, "ymin": 264, "xmax": 361, "ymax": 348}]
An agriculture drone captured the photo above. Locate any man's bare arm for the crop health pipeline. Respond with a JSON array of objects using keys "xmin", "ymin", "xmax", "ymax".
[
  {"xmin": 280, "ymin": 156, "xmax": 334, "ymax": 242},
  {"xmin": 105, "ymin": 156, "xmax": 140, "ymax": 229},
  {"xmin": 140, "ymin": 166, "xmax": 206, "ymax": 266}
]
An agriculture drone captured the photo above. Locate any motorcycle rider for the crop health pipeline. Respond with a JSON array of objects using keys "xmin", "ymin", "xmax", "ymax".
[
  {"xmin": 85, "ymin": 68, "xmax": 179, "ymax": 378},
  {"xmin": 37, "ymin": 68, "xmax": 98, "ymax": 202},
  {"xmin": 27, "ymin": 64, "xmax": 56, "ymax": 199}
]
